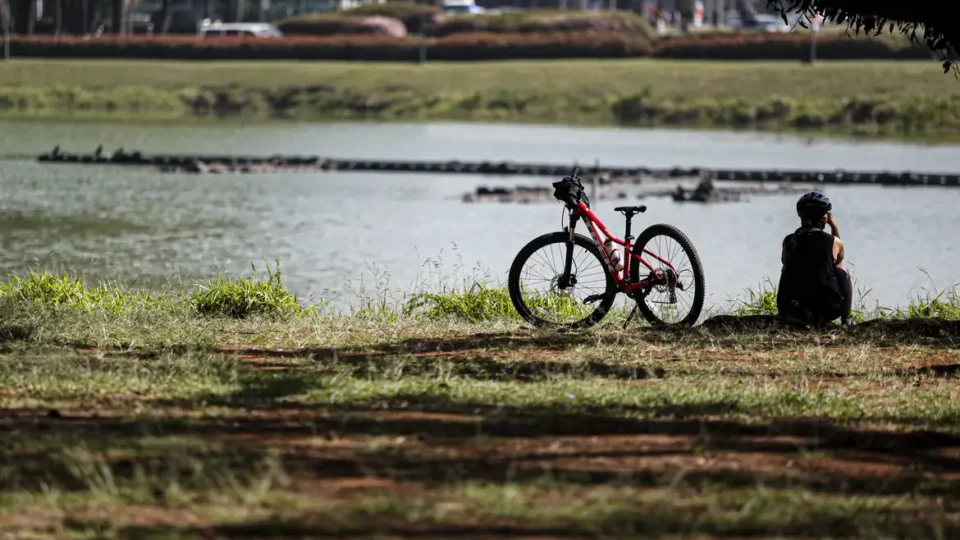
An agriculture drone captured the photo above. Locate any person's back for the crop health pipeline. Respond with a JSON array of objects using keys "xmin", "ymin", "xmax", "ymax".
[
  {"xmin": 778, "ymin": 229, "xmax": 845, "ymax": 317},
  {"xmin": 777, "ymin": 192, "xmax": 853, "ymax": 326}
]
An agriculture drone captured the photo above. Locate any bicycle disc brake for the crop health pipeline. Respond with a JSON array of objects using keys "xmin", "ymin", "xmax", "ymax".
[{"xmin": 549, "ymin": 274, "xmax": 581, "ymax": 306}]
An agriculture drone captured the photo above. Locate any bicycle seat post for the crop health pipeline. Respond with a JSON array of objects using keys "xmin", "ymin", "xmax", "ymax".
[
  {"xmin": 623, "ymin": 211, "xmax": 634, "ymax": 246},
  {"xmin": 614, "ymin": 206, "xmax": 647, "ymax": 242}
]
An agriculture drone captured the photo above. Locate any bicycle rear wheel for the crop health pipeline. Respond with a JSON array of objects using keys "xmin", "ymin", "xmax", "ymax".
[
  {"xmin": 508, "ymin": 232, "xmax": 616, "ymax": 329},
  {"xmin": 629, "ymin": 224, "xmax": 705, "ymax": 327}
]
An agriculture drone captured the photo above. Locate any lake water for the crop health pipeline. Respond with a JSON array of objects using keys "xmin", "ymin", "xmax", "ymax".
[{"xmin": 2, "ymin": 119, "xmax": 960, "ymax": 311}]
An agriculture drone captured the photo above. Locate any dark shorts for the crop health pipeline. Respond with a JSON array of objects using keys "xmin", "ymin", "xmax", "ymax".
[{"xmin": 778, "ymin": 267, "xmax": 850, "ymax": 324}]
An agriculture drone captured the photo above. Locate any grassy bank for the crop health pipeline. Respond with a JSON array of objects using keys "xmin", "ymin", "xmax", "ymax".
[
  {"xmin": 1, "ymin": 59, "xmax": 958, "ymax": 138},
  {"xmin": 2, "ymin": 267, "xmax": 960, "ymax": 537}
]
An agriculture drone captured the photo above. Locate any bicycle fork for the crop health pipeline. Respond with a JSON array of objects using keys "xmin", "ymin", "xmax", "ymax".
[{"xmin": 557, "ymin": 213, "xmax": 579, "ymax": 290}]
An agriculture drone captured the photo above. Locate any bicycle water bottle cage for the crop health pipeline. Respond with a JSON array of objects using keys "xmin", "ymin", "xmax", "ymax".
[{"xmin": 552, "ymin": 177, "xmax": 583, "ymax": 207}]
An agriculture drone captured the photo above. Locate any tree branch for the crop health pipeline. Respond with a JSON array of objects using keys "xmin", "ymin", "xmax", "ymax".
[{"xmin": 767, "ymin": 0, "xmax": 958, "ymax": 72}]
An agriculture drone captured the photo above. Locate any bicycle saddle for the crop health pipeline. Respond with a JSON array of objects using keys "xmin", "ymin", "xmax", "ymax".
[{"xmin": 614, "ymin": 205, "xmax": 647, "ymax": 215}]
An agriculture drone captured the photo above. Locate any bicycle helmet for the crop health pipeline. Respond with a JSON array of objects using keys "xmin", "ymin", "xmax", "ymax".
[{"xmin": 796, "ymin": 191, "xmax": 832, "ymax": 224}]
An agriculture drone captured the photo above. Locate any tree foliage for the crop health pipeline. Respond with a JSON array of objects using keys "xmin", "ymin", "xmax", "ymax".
[{"xmin": 767, "ymin": 0, "xmax": 958, "ymax": 73}]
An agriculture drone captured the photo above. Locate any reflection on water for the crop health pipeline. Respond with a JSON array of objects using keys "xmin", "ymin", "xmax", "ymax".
[{"xmin": 2, "ymin": 120, "xmax": 960, "ymax": 309}]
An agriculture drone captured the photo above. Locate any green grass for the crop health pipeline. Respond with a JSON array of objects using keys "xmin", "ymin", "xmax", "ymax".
[
  {"xmin": 3, "ymin": 266, "xmax": 960, "ymax": 538},
  {"xmin": 0, "ymin": 59, "xmax": 957, "ymax": 138},
  {"xmin": 0, "ymin": 262, "xmax": 310, "ymax": 319},
  {"xmin": 189, "ymin": 262, "xmax": 313, "ymax": 319}
]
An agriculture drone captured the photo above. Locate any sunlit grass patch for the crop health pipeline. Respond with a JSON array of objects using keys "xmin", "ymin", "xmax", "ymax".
[{"xmin": 189, "ymin": 262, "xmax": 314, "ymax": 319}]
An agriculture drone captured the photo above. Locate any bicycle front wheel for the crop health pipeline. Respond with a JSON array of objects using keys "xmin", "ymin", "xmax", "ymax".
[{"xmin": 508, "ymin": 232, "xmax": 616, "ymax": 329}]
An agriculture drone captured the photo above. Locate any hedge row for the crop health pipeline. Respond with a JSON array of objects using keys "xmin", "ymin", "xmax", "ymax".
[
  {"xmin": 656, "ymin": 32, "xmax": 934, "ymax": 60},
  {"xmin": 7, "ymin": 33, "xmax": 654, "ymax": 61},
  {"xmin": 430, "ymin": 10, "xmax": 657, "ymax": 39},
  {"xmin": 4, "ymin": 32, "xmax": 938, "ymax": 61}
]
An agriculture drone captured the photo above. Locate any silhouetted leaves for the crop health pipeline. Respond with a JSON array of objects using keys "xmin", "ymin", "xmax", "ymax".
[{"xmin": 768, "ymin": 0, "xmax": 959, "ymax": 72}]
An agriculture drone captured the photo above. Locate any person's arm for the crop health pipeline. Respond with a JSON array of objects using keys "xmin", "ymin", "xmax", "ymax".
[
  {"xmin": 781, "ymin": 236, "xmax": 789, "ymax": 265},
  {"xmin": 835, "ymin": 238, "xmax": 845, "ymax": 265},
  {"xmin": 826, "ymin": 212, "xmax": 840, "ymax": 239}
]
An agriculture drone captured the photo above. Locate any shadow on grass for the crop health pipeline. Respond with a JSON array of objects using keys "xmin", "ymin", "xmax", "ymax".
[
  {"xmin": 229, "ymin": 370, "xmax": 322, "ymax": 402},
  {"xmin": 699, "ymin": 315, "xmax": 960, "ymax": 346},
  {"xmin": 101, "ymin": 521, "xmax": 600, "ymax": 540},
  {"xmin": 5, "ymin": 389, "xmax": 960, "ymax": 502},
  {"xmin": 319, "ymin": 354, "xmax": 662, "ymax": 382},
  {"xmin": 65, "ymin": 331, "xmax": 661, "ymax": 382},
  {"xmin": 107, "ymin": 508, "xmax": 960, "ymax": 540},
  {"xmin": 34, "ymin": 405, "xmax": 960, "ymax": 539},
  {"xmin": 236, "ymin": 318, "xmax": 960, "ymax": 365},
  {"xmin": 208, "ymin": 321, "xmax": 960, "ymax": 383},
  {"xmin": 0, "ymin": 322, "xmax": 33, "ymax": 344},
  {"xmin": 52, "ymin": 315, "xmax": 960, "ymax": 383}
]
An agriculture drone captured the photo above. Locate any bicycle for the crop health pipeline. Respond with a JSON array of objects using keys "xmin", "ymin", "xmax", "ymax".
[{"xmin": 508, "ymin": 167, "xmax": 705, "ymax": 329}]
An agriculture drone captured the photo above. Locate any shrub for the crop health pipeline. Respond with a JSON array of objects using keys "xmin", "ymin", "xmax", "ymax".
[
  {"xmin": 428, "ymin": 31, "xmax": 653, "ymax": 60},
  {"xmin": 190, "ymin": 263, "xmax": 307, "ymax": 319},
  {"xmin": 277, "ymin": 14, "xmax": 408, "ymax": 38},
  {"xmin": 403, "ymin": 281, "xmax": 596, "ymax": 322},
  {"xmin": 0, "ymin": 270, "xmax": 172, "ymax": 314},
  {"xmin": 432, "ymin": 9, "xmax": 657, "ymax": 41},
  {"xmin": 654, "ymin": 32, "xmax": 933, "ymax": 60},
  {"xmin": 883, "ymin": 288, "xmax": 960, "ymax": 319},
  {"xmin": 404, "ymin": 282, "xmax": 518, "ymax": 322},
  {"xmin": 0, "ymin": 264, "xmax": 311, "ymax": 319}
]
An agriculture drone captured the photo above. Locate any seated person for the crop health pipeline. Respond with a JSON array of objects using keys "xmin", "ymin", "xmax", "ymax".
[{"xmin": 777, "ymin": 192, "xmax": 853, "ymax": 327}]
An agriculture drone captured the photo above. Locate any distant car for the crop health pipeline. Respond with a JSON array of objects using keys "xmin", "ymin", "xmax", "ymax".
[
  {"xmin": 199, "ymin": 22, "xmax": 284, "ymax": 38},
  {"xmin": 726, "ymin": 12, "xmax": 792, "ymax": 32}
]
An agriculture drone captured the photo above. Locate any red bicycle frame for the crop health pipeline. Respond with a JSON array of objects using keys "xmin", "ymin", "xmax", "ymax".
[{"xmin": 571, "ymin": 201, "xmax": 678, "ymax": 293}]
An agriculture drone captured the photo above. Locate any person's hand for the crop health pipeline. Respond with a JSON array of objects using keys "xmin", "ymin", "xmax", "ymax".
[{"xmin": 826, "ymin": 212, "xmax": 837, "ymax": 227}]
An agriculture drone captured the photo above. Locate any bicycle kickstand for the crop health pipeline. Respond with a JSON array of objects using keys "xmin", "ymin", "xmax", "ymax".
[{"xmin": 623, "ymin": 304, "xmax": 640, "ymax": 330}]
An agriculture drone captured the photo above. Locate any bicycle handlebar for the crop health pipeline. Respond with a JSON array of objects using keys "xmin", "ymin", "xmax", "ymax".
[{"xmin": 556, "ymin": 166, "xmax": 589, "ymax": 209}]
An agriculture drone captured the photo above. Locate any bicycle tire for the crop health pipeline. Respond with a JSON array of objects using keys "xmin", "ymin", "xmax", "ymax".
[
  {"xmin": 629, "ymin": 223, "xmax": 705, "ymax": 327},
  {"xmin": 508, "ymin": 232, "xmax": 617, "ymax": 329}
]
